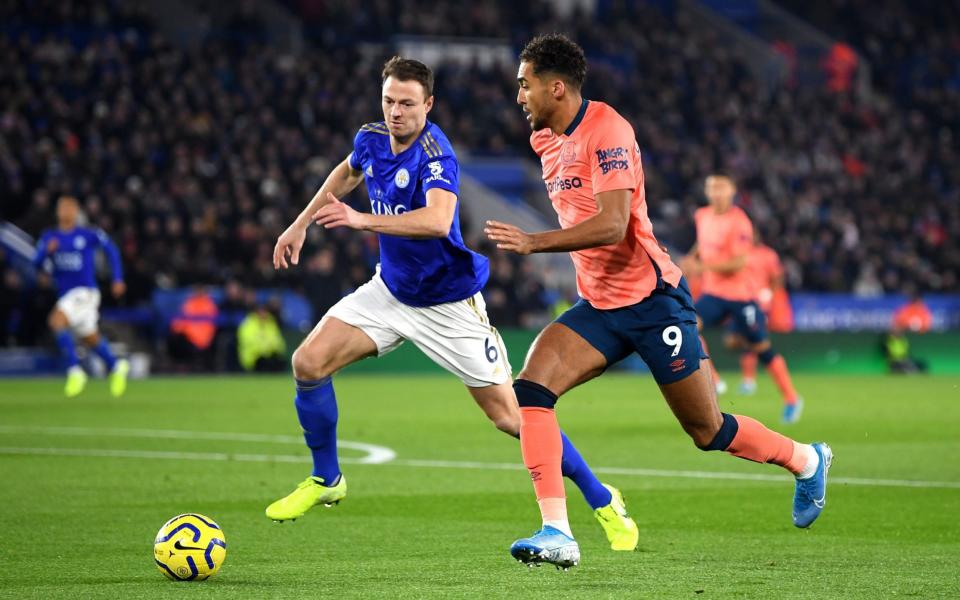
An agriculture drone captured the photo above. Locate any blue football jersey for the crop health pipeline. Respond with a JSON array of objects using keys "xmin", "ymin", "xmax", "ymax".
[
  {"xmin": 33, "ymin": 227, "xmax": 124, "ymax": 297},
  {"xmin": 348, "ymin": 120, "xmax": 489, "ymax": 306}
]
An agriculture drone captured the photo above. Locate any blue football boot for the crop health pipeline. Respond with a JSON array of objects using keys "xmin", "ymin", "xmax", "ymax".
[
  {"xmin": 793, "ymin": 442, "xmax": 832, "ymax": 528},
  {"xmin": 510, "ymin": 525, "xmax": 580, "ymax": 570},
  {"xmin": 782, "ymin": 397, "xmax": 804, "ymax": 424}
]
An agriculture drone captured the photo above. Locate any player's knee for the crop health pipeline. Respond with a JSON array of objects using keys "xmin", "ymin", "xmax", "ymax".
[
  {"xmin": 757, "ymin": 347, "xmax": 776, "ymax": 366},
  {"xmin": 492, "ymin": 414, "xmax": 520, "ymax": 437},
  {"xmin": 689, "ymin": 425, "xmax": 720, "ymax": 449},
  {"xmin": 693, "ymin": 413, "xmax": 738, "ymax": 451},
  {"xmin": 513, "ymin": 379, "xmax": 558, "ymax": 409},
  {"xmin": 48, "ymin": 312, "xmax": 65, "ymax": 331},
  {"xmin": 291, "ymin": 345, "xmax": 334, "ymax": 380}
]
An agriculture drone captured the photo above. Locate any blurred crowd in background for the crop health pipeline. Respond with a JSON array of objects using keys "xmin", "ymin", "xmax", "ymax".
[{"xmin": 1, "ymin": 0, "xmax": 958, "ymax": 358}]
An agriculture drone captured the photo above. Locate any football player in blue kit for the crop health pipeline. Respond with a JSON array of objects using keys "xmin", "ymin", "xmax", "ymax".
[
  {"xmin": 33, "ymin": 195, "xmax": 129, "ymax": 397},
  {"xmin": 265, "ymin": 56, "xmax": 639, "ymax": 551}
]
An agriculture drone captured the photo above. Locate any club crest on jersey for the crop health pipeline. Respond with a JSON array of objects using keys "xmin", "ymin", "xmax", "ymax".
[
  {"xmin": 561, "ymin": 141, "xmax": 577, "ymax": 165},
  {"xmin": 73, "ymin": 236, "xmax": 86, "ymax": 249},
  {"xmin": 394, "ymin": 168, "xmax": 410, "ymax": 189}
]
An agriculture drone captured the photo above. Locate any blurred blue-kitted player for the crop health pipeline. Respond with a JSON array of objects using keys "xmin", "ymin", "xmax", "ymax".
[{"xmin": 33, "ymin": 195, "xmax": 129, "ymax": 397}]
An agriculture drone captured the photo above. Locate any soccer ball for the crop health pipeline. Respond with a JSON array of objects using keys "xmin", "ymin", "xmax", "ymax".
[{"xmin": 153, "ymin": 513, "xmax": 227, "ymax": 581}]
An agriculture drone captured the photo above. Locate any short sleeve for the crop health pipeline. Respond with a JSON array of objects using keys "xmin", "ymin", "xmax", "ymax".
[
  {"xmin": 93, "ymin": 228, "xmax": 111, "ymax": 247},
  {"xmin": 768, "ymin": 250, "xmax": 784, "ymax": 279},
  {"xmin": 420, "ymin": 154, "xmax": 459, "ymax": 196},
  {"xmin": 589, "ymin": 117, "xmax": 638, "ymax": 195},
  {"xmin": 348, "ymin": 129, "xmax": 369, "ymax": 172},
  {"xmin": 730, "ymin": 213, "xmax": 754, "ymax": 256}
]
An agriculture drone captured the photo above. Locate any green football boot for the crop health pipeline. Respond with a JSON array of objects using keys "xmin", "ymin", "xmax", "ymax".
[
  {"xmin": 64, "ymin": 366, "xmax": 88, "ymax": 398},
  {"xmin": 265, "ymin": 475, "xmax": 347, "ymax": 522},
  {"xmin": 109, "ymin": 359, "xmax": 130, "ymax": 398},
  {"xmin": 594, "ymin": 484, "xmax": 639, "ymax": 551}
]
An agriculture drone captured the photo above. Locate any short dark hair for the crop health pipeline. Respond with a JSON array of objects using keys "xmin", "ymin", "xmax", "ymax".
[
  {"xmin": 381, "ymin": 56, "xmax": 434, "ymax": 98},
  {"xmin": 707, "ymin": 171, "xmax": 737, "ymax": 186},
  {"xmin": 519, "ymin": 33, "xmax": 587, "ymax": 88}
]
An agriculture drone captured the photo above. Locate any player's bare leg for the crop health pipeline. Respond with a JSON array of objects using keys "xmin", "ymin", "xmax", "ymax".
[
  {"xmin": 696, "ymin": 316, "xmax": 726, "ymax": 395},
  {"xmin": 509, "ymin": 323, "xmax": 608, "ymax": 568},
  {"xmin": 291, "ymin": 316, "xmax": 378, "ymax": 381},
  {"xmin": 659, "ymin": 361, "xmax": 831, "ymax": 528},
  {"xmin": 468, "ymin": 382, "xmax": 521, "ymax": 436},
  {"xmin": 266, "ymin": 316, "xmax": 377, "ymax": 522}
]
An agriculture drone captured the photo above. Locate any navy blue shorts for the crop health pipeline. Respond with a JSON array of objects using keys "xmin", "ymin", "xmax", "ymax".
[
  {"xmin": 695, "ymin": 294, "xmax": 769, "ymax": 345},
  {"xmin": 555, "ymin": 277, "xmax": 704, "ymax": 385}
]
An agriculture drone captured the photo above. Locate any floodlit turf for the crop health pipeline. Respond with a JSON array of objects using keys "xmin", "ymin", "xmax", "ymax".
[{"xmin": 1, "ymin": 372, "xmax": 958, "ymax": 599}]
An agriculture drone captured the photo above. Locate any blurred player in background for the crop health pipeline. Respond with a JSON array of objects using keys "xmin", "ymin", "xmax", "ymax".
[
  {"xmin": 32, "ymin": 195, "xmax": 129, "ymax": 397},
  {"xmin": 731, "ymin": 231, "xmax": 794, "ymax": 395},
  {"xmin": 486, "ymin": 34, "xmax": 830, "ymax": 569},
  {"xmin": 688, "ymin": 175, "xmax": 804, "ymax": 423},
  {"xmin": 883, "ymin": 287, "xmax": 932, "ymax": 373},
  {"xmin": 266, "ymin": 56, "xmax": 638, "ymax": 551}
]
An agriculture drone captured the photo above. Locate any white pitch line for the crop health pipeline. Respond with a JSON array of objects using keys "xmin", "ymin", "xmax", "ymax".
[
  {"xmin": 1, "ymin": 445, "xmax": 959, "ymax": 490},
  {"xmin": 0, "ymin": 425, "xmax": 395, "ymax": 464}
]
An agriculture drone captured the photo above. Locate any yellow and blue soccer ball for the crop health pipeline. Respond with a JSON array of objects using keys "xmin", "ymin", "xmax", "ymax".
[{"xmin": 153, "ymin": 513, "xmax": 227, "ymax": 581}]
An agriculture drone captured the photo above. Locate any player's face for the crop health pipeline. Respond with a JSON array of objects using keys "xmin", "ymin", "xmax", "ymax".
[
  {"xmin": 704, "ymin": 176, "xmax": 736, "ymax": 211},
  {"xmin": 516, "ymin": 61, "xmax": 555, "ymax": 131},
  {"xmin": 382, "ymin": 77, "xmax": 433, "ymax": 143},
  {"xmin": 56, "ymin": 197, "xmax": 79, "ymax": 227}
]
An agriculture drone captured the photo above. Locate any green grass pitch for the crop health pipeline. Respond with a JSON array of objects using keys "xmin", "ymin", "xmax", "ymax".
[{"xmin": 1, "ymin": 373, "xmax": 958, "ymax": 599}]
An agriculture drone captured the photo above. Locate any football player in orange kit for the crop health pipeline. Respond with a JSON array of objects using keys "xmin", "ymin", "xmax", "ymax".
[
  {"xmin": 485, "ymin": 34, "xmax": 831, "ymax": 569},
  {"xmin": 689, "ymin": 175, "xmax": 803, "ymax": 423},
  {"xmin": 733, "ymin": 231, "xmax": 795, "ymax": 396}
]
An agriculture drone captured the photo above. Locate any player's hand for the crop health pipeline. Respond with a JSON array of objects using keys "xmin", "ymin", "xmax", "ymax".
[
  {"xmin": 111, "ymin": 281, "xmax": 126, "ymax": 298},
  {"xmin": 273, "ymin": 222, "xmax": 308, "ymax": 270},
  {"xmin": 484, "ymin": 220, "xmax": 536, "ymax": 255},
  {"xmin": 46, "ymin": 238, "xmax": 59, "ymax": 253},
  {"xmin": 313, "ymin": 193, "xmax": 368, "ymax": 231}
]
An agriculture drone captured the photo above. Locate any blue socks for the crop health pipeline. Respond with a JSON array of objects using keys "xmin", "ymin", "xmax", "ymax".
[
  {"xmin": 294, "ymin": 377, "xmax": 341, "ymax": 485},
  {"xmin": 55, "ymin": 331, "xmax": 79, "ymax": 368},
  {"xmin": 561, "ymin": 431, "xmax": 612, "ymax": 509},
  {"xmin": 92, "ymin": 339, "xmax": 117, "ymax": 371}
]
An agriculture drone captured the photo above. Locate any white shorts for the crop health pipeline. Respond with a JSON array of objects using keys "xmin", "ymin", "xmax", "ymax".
[
  {"xmin": 56, "ymin": 287, "xmax": 101, "ymax": 337},
  {"xmin": 326, "ymin": 273, "xmax": 511, "ymax": 387}
]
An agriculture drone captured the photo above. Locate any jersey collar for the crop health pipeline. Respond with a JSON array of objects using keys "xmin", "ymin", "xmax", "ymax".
[
  {"xmin": 392, "ymin": 120, "xmax": 432, "ymax": 157},
  {"xmin": 563, "ymin": 99, "xmax": 590, "ymax": 137}
]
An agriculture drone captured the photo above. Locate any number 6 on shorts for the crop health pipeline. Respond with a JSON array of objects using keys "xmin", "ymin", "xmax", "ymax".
[{"xmin": 662, "ymin": 325, "xmax": 683, "ymax": 357}]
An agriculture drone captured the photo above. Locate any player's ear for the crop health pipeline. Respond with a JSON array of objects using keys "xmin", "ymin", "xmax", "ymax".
[
  {"xmin": 552, "ymin": 79, "xmax": 565, "ymax": 100},
  {"xmin": 424, "ymin": 95, "xmax": 434, "ymax": 114}
]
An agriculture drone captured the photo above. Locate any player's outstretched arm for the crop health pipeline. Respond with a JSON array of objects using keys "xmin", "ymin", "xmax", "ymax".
[
  {"xmin": 32, "ymin": 232, "xmax": 55, "ymax": 270},
  {"xmin": 274, "ymin": 158, "xmax": 364, "ymax": 269},
  {"xmin": 313, "ymin": 188, "xmax": 456, "ymax": 239},
  {"xmin": 96, "ymin": 230, "xmax": 126, "ymax": 297},
  {"xmin": 484, "ymin": 189, "xmax": 631, "ymax": 255}
]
